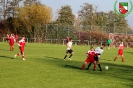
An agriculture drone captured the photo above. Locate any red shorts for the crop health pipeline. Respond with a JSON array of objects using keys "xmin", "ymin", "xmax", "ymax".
[
  {"xmin": 118, "ymin": 49, "xmax": 123, "ymax": 55},
  {"xmin": 19, "ymin": 47, "xmax": 24, "ymax": 53},
  {"xmin": 85, "ymin": 57, "xmax": 94, "ymax": 63},
  {"xmin": 10, "ymin": 43, "xmax": 14, "ymax": 46}
]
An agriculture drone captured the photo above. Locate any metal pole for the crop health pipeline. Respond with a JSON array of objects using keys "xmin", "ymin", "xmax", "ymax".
[
  {"xmin": 126, "ymin": 18, "xmax": 128, "ymax": 48},
  {"xmin": 68, "ymin": 25, "xmax": 69, "ymax": 37},
  {"xmin": 57, "ymin": 24, "xmax": 58, "ymax": 39},
  {"xmin": 57, "ymin": 24, "xmax": 58, "ymax": 43},
  {"xmin": 45, "ymin": 24, "xmax": 47, "ymax": 40},
  {"xmin": 101, "ymin": 25, "xmax": 103, "ymax": 46}
]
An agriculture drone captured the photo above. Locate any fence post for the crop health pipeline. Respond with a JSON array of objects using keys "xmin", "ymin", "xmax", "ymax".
[
  {"xmin": 27, "ymin": 38, "xmax": 28, "ymax": 43},
  {"xmin": 3, "ymin": 37, "xmax": 4, "ymax": 42},
  {"xmin": 88, "ymin": 40, "xmax": 89, "ymax": 46},
  {"xmin": 51, "ymin": 38, "xmax": 52, "ymax": 44}
]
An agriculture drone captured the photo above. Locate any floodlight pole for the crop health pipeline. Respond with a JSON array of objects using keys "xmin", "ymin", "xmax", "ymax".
[
  {"xmin": 126, "ymin": 17, "xmax": 128, "ymax": 48},
  {"xmin": 68, "ymin": 25, "xmax": 69, "ymax": 37},
  {"xmin": 101, "ymin": 18, "xmax": 103, "ymax": 46}
]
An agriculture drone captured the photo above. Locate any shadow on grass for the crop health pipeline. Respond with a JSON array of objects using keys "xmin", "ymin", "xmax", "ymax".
[
  {"xmin": 125, "ymin": 52, "xmax": 133, "ymax": 55},
  {"xmin": 101, "ymin": 58, "xmax": 112, "ymax": 61},
  {"xmin": 0, "ymin": 55, "xmax": 14, "ymax": 59},
  {"xmin": 64, "ymin": 64, "xmax": 81, "ymax": 70},
  {"xmin": 39, "ymin": 55, "xmax": 133, "ymax": 87},
  {"xmin": 41, "ymin": 56, "xmax": 83, "ymax": 70},
  {"xmin": 0, "ymin": 49, "xmax": 9, "ymax": 51}
]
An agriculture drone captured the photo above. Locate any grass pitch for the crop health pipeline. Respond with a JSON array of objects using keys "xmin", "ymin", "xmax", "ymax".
[{"xmin": 0, "ymin": 42, "xmax": 133, "ymax": 88}]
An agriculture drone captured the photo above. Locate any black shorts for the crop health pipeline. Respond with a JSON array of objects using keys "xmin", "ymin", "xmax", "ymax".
[
  {"xmin": 107, "ymin": 44, "xmax": 110, "ymax": 46},
  {"xmin": 94, "ymin": 55, "xmax": 99, "ymax": 61},
  {"xmin": 66, "ymin": 49, "xmax": 73, "ymax": 54}
]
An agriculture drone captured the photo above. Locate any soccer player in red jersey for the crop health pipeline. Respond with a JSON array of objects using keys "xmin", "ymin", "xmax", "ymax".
[
  {"xmin": 14, "ymin": 35, "xmax": 26, "ymax": 60},
  {"xmin": 86, "ymin": 44, "xmax": 105, "ymax": 71},
  {"xmin": 15, "ymin": 34, "xmax": 19, "ymax": 42},
  {"xmin": 114, "ymin": 42, "xmax": 124, "ymax": 62},
  {"xmin": 9, "ymin": 34, "xmax": 15, "ymax": 51},
  {"xmin": 81, "ymin": 46, "xmax": 97, "ymax": 71}
]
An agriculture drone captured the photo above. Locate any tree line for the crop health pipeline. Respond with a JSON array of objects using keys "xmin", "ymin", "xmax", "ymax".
[{"xmin": 0, "ymin": 0, "xmax": 132, "ymax": 42}]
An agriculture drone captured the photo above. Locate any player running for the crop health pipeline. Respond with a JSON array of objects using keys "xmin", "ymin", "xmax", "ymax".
[
  {"xmin": 81, "ymin": 46, "xmax": 97, "ymax": 71},
  {"xmin": 63, "ymin": 38, "xmax": 74, "ymax": 60},
  {"xmin": 114, "ymin": 42, "xmax": 124, "ymax": 62},
  {"xmin": 14, "ymin": 35, "xmax": 26, "ymax": 60},
  {"xmin": 86, "ymin": 44, "xmax": 105, "ymax": 71}
]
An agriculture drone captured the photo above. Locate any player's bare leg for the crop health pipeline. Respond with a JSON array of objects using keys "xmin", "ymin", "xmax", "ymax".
[
  {"xmin": 93, "ymin": 62, "xmax": 96, "ymax": 71},
  {"xmin": 121, "ymin": 55, "xmax": 124, "ymax": 62},
  {"xmin": 114, "ymin": 55, "xmax": 119, "ymax": 61},
  {"xmin": 22, "ymin": 52, "xmax": 25, "ymax": 60},
  {"xmin": 108, "ymin": 45, "xmax": 110, "ymax": 50},
  {"xmin": 12, "ymin": 46, "xmax": 14, "ymax": 51},
  {"xmin": 14, "ymin": 52, "xmax": 21, "ymax": 58},
  {"xmin": 69, "ymin": 52, "xmax": 74, "ymax": 60},
  {"xmin": 82, "ymin": 62, "xmax": 87, "ymax": 70},
  {"xmin": 10, "ymin": 46, "xmax": 11, "ymax": 51}
]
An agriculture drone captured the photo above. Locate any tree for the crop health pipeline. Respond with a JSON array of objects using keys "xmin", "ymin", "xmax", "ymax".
[
  {"xmin": 78, "ymin": 3, "xmax": 98, "ymax": 30},
  {"xmin": 56, "ymin": 5, "xmax": 74, "ymax": 26},
  {"xmin": 6, "ymin": 0, "xmax": 23, "ymax": 18},
  {"xmin": 106, "ymin": 11, "xmax": 128, "ymax": 33},
  {"xmin": 16, "ymin": 3, "xmax": 52, "ymax": 37},
  {"xmin": 23, "ymin": 0, "xmax": 40, "ymax": 6}
]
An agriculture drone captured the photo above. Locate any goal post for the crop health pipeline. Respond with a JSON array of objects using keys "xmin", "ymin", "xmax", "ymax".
[{"xmin": 109, "ymin": 33, "xmax": 133, "ymax": 48}]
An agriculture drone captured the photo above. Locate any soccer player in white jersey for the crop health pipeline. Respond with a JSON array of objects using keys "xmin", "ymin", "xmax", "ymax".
[
  {"xmin": 86, "ymin": 44, "xmax": 105, "ymax": 71},
  {"xmin": 63, "ymin": 38, "xmax": 74, "ymax": 60}
]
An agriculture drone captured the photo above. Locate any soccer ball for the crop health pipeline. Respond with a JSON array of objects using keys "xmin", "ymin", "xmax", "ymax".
[{"xmin": 105, "ymin": 66, "xmax": 108, "ymax": 70}]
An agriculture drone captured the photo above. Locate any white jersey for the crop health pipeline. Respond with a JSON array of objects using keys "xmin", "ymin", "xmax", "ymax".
[
  {"xmin": 95, "ymin": 47, "xmax": 104, "ymax": 58},
  {"xmin": 67, "ymin": 41, "xmax": 72, "ymax": 50}
]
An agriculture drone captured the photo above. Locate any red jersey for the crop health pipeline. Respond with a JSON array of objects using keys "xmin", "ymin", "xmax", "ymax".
[
  {"xmin": 85, "ymin": 50, "xmax": 97, "ymax": 63},
  {"xmin": 118, "ymin": 44, "xmax": 124, "ymax": 55},
  {"xmin": 15, "ymin": 35, "xmax": 18, "ymax": 40},
  {"xmin": 18, "ymin": 39, "xmax": 26, "ymax": 51},
  {"xmin": 9, "ymin": 36, "xmax": 14, "ymax": 46}
]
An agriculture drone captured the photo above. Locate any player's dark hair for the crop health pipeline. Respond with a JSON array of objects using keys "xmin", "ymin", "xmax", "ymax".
[
  {"xmin": 90, "ymin": 46, "xmax": 93, "ymax": 49},
  {"xmin": 22, "ymin": 35, "xmax": 25, "ymax": 38}
]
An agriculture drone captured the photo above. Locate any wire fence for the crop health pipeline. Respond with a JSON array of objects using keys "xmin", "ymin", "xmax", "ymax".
[{"xmin": 0, "ymin": 25, "xmax": 133, "ymax": 46}]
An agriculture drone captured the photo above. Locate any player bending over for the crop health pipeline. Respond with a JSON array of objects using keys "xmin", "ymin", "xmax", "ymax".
[
  {"xmin": 14, "ymin": 35, "xmax": 26, "ymax": 60},
  {"xmin": 114, "ymin": 42, "xmax": 124, "ymax": 62},
  {"xmin": 63, "ymin": 38, "xmax": 74, "ymax": 60},
  {"xmin": 81, "ymin": 46, "xmax": 97, "ymax": 71},
  {"xmin": 86, "ymin": 44, "xmax": 105, "ymax": 71}
]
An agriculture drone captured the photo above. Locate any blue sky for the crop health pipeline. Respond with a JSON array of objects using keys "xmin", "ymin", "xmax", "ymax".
[{"xmin": 41, "ymin": 0, "xmax": 133, "ymax": 28}]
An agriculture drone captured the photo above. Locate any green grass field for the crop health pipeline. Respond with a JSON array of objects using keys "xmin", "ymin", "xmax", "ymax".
[{"xmin": 0, "ymin": 42, "xmax": 133, "ymax": 88}]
